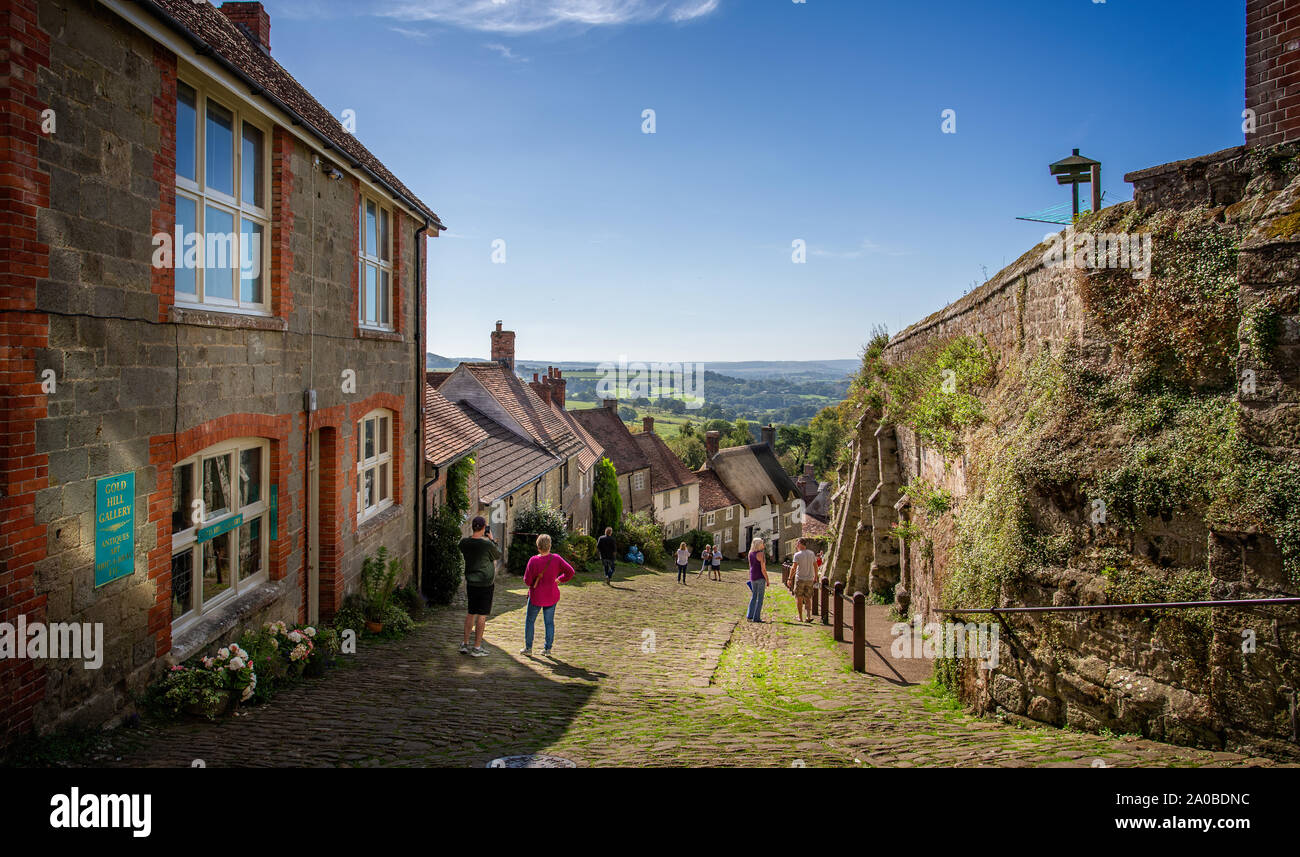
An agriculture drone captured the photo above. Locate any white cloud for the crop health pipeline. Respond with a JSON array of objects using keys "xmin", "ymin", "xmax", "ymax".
[
  {"xmin": 389, "ymin": 26, "xmax": 434, "ymax": 39},
  {"xmin": 485, "ymin": 42, "xmax": 530, "ymax": 61},
  {"xmin": 380, "ymin": 0, "xmax": 721, "ymax": 34}
]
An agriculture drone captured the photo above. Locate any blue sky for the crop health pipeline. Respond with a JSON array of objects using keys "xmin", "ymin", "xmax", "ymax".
[{"xmin": 266, "ymin": 0, "xmax": 1245, "ymax": 363}]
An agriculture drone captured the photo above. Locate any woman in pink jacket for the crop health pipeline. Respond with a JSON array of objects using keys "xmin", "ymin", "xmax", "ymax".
[{"xmin": 521, "ymin": 534, "xmax": 576, "ymax": 657}]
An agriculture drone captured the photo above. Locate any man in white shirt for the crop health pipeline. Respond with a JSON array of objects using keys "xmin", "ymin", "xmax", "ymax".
[{"xmin": 790, "ymin": 539, "xmax": 818, "ymax": 622}]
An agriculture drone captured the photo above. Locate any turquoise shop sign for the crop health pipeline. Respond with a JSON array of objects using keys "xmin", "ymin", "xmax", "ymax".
[
  {"xmin": 196, "ymin": 513, "xmax": 242, "ymax": 544},
  {"xmin": 94, "ymin": 472, "xmax": 135, "ymax": 587}
]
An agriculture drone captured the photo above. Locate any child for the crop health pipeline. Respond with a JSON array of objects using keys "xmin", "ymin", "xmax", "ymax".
[
  {"xmin": 697, "ymin": 544, "xmax": 713, "ymax": 579},
  {"xmin": 710, "ymin": 545, "xmax": 722, "ymax": 581},
  {"xmin": 676, "ymin": 542, "xmax": 691, "ymax": 584}
]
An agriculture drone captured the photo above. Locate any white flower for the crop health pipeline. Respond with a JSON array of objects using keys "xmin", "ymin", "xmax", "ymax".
[
  {"xmin": 217, "ymin": 648, "xmax": 230, "ymax": 660},
  {"xmin": 288, "ymin": 631, "xmax": 303, "ymax": 643},
  {"xmin": 228, "ymin": 657, "xmax": 246, "ymax": 670},
  {"xmin": 303, "ymin": 627, "xmax": 317, "ymax": 638},
  {"xmin": 201, "ymin": 657, "xmax": 214, "ymax": 669},
  {"xmin": 290, "ymin": 644, "xmax": 309, "ymax": 662}
]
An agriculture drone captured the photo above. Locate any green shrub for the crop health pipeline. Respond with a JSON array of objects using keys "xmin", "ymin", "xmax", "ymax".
[
  {"xmin": 618, "ymin": 512, "xmax": 666, "ymax": 569},
  {"xmin": 392, "ymin": 584, "xmax": 426, "ymax": 619},
  {"xmin": 422, "ymin": 503, "xmax": 464, "ymax": 605},
  {"xmin": 361, "ymin": 547, "xmax": 400, "ymax": 622},
  {"xmin": 563, "ymin": 533, "xmax": 598, "ymax": 568},
  {"xmin": 591, "ymin": 457, "xmax": 622, "ymax": 534},
  {"xmin": 333, "ymin": 594, "xmax": 367, "ymax": 637},
  {"xmin": 514, "ymin": 503, "xmax": 569, "ymax": 548}
]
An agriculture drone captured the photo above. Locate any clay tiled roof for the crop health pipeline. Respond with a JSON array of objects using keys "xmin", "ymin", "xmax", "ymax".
[
  {"xmin": 550, "ymin": 402, "xmax": 604, "ymax": 473},
  {"xmin": 571, "ymin": 407, "xmax": 650, "ymax": 475},
  {"xmin": 695, "ymin": 468, "xmax": 742, "ymax": 512},
  {"xmin": 146, "ymin": 0, "xmax": 442, "ymax": 226},
  {"xmin": 708, "ymin": 443, "xmax": 799, "ymax": 510},
  {"xmin": 461, "ymin": 363, "xmax": 584, "ymax": 460},
  {"xmin": 633, "ymin": 431, "xmax": 699, "ymax": 494},
  {"xmin": 423, "ymin": 386, "xmax": 488, "ymax": 467},
  {"xmin": 426, "ymin": 371, "xmax": 452, "ymax": 390},
  {"xmin": 802, "ymin": 514, "xmax": 829, "ymax": 539},
  {"xmin": 457, "ymin": 404, "xmax": 559, "ymax": 504}
]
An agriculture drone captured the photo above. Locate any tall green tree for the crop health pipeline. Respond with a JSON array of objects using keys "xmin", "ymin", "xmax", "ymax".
[{"xmin": 591, "ymin": 456, "xmax": 622, "ymax": 534}]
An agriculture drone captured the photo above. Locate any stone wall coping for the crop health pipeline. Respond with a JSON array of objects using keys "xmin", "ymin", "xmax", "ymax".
[
  {"xmin": 357, "ymin": 327, "xmax": 404, "ymax": 343},
  {"xmin": 1122, "ymin": 145, "xmax": 1247, "ymax": 183}
]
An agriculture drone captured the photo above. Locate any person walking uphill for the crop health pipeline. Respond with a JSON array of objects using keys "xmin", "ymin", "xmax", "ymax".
[
  {"xmin": 597, "ymin": 526, "xmax": 617, "ymax": 585},
  {"xmin": 459, "ymin": 516, "xmax": 501, "ymax": 657},
  {"xmin": 746, "ymin": 538, "xmax": 770, "ymax": 623},
  {"xmin": 522, "ymin": 534, "xmax": 576, "ymax": 657},
  {"xmin": 676, "ymin": 543, "xmax": 691, "ymax": 584}
]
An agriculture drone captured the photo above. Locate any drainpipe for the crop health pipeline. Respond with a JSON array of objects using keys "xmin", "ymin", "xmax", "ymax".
[{"xmin": 414, "ymin": 217, "xmax": 430, "ymax": 597}]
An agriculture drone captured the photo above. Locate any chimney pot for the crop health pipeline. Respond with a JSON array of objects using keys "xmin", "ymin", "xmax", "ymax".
[
  {"xmin": 643, "ymin": 416, "xmax": 655, "ymax": 434},
  {"xmin": 705, "ymin": 430, "xmax": 721, "ymax": 458},
  {"xmin": 490, "ymin": 321, "xmax": 515, "ymax": 371},
  {"xmin": 603, "ymin": 398, "xmax": 618, "ymax": 410}
]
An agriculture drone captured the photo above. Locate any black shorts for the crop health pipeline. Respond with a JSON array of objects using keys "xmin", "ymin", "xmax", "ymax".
[{"xmin": 466, "ymin": 584, "xmax": 494, "ymax": 616}]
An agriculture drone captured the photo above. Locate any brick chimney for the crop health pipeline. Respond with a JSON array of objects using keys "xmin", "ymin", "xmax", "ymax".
[
  {"xmin": 490, "ymin": 321, "xmax": 515, "ymax": 372},
  {"xmin": 1247, "ymin": 0, "xmax": 1300, "ymax": 146},
  {"xmin": 220, "ymin": 2, "xmax": 271, "ymax": 52},
  {"xmin": 550, "ymin": 367, "xmax": 566, "ymax": 408},
  {"xmin": 602, "ymin": 398, "xmax": 618, "ymax": 410},
  {"xmin": 705, "ymin": 430, "xmax": 721, "ymax": 459},
  {"xmin": 761, "ymin": 424, "xmax": 776, "ymax": 451},
  {"xmin": 643, "ymin": 416, "xmax": 655, "ymax": 434}
]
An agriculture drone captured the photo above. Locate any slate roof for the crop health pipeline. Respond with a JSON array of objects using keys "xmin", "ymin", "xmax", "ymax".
[
  {"xmin": 457, "ymin": 403, "xmax": 558, "ymax": 504},
  {"xmin": 146, "ymin": 0, "xmax": 442, "ymax": 226},
  {"xmin": 707, "ymin": 443, "xmax": 799, "ymax": 510},
  {"xmin": 633, "ymin": 431, "xmax": 699, "ymax": 494},
  {"xmin": 460, "ymin": 363, "xmax": 584, "ymax": 460},
  {"xmin": 549, "ymin": 402, "xmax": 604, "ymax": 473},
  {"xmin": 423, "ymin": 386, "xmax": 488, "ymax": 467},
  {"xmin": 694, "ymin": 468, "xmax": 742, "ymax": 513},
  {"xmin": 426, "ymin": 371, "xmax": 452, "ymax": 390},
  {"xmin": 802, "ymin": 514, "xmax": 830, "ymax": 539},
  {"xmin": 571, "ymin": 407, "xmax": 650, "ymax": 474}
]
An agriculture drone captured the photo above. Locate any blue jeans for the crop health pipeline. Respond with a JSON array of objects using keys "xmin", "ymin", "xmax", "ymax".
[
  {"xmin": 746, "ymin": 578, "xmax": 766, "ymax": 621},
  {"xmin": 525, "ymin": 602, "xmax": 556, "ymax": 651},
  {"xmin": 602, "ymin": 559, "xmax": 616, "ymax": 579}
]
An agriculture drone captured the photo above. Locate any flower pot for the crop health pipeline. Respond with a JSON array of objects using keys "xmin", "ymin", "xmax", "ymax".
[
  {"xmin": 184, "ymin": 690, "xmax": 235, "ymax": 720},
  {"xmin": 365, "ymin": 620, "xmax": 384, "ymax": 634}
]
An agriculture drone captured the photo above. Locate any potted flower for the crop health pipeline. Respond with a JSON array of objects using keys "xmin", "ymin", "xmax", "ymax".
[
  {"xmin": 361, "ymin": 547, "xmax": 400, "ymax": 634},
  {"xmin": 304, "ymin": 626, "xmax": 339, "ymax": 678}
]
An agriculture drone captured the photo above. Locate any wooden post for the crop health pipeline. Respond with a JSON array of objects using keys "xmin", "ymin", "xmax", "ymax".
[
  {"xmin": 821, "ymin": 579, "xmax": 830, "ymax": 626},
  {"xmin": 811, "ymin": 576, "xmax": 819, "ymax": 616},
  {"xmin": 833, "ymin": 581, "xmax": 844, "ymax": 642},
  {"xmin": 852, "ymin": 592, "xmax": 866, "ymax": 673},
  {"xmin": 1090, "ymin": 163, "xmax": 1102, "ymax": 214}
]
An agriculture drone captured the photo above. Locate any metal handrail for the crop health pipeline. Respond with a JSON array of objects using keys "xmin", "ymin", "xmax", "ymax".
[{"xmin": 937, "ymin": 597, "xmax": 1300, "ymax": 616}]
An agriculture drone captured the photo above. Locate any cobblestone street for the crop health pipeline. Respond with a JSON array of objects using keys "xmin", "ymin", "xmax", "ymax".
[{"xmin": 97, "ymin": 564, "xmax": 1286, "ymax": 768}]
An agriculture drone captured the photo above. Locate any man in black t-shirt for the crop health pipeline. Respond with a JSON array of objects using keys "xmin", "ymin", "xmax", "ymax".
[
  {"xmin": 597, "ymin": 527, "xmax": 617, "ymax": 585},
  {"xmin": 459, "ymin": 516, "xmax": 501, "ymax": 656}
]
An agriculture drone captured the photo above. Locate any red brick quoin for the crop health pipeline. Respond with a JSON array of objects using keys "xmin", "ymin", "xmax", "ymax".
[
  {"xmin": 0, "ymin": 0, "xmax": 53, "ymax": 748},
  {"xmin": 1247, "ymin": 0, "xmax": 1300, "ymax": 146}
]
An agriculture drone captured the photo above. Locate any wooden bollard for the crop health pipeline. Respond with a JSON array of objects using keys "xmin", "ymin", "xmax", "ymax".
[
  {"xmin": 833, "ymin": 581, "xmax": 845, "ymax": 642},
  {"xmin": 811, "ymin": 577, "xmax": 819, "ymax": 617},
  {"xmin": 820, "ymin": 578, "xmax": 830, "ymax": 626},
  {"xmin": 852, "ymin": 592, "xmax": 866, "ymax": 673}
]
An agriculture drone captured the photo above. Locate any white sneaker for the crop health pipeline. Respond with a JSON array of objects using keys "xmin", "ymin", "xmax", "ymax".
[
  {"xmin": 458, "ymin": 642, "xmax": 470, "ymax": 655},
  {"xmin": 470, "ymin": 647, "xmax": 488, "ymax": 658},
  {"xmin": 520, "ymin": 647, "xmax": 532, "ymax": 655}
]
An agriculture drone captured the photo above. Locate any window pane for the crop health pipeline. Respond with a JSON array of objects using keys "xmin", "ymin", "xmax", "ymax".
[
  {"xmin": 202, "ymin": 453, "xmax": 231, "ymax": 520},
  {"xmin": 365, "ymin": 200, "xmax": 377, "ymax": 257},
  {"xmin": 364, "ymin": 418, "xmax": 375, "ymax": 460},
  {"xmin": 379, "ymin": 462, "xmax": 389, "ymax": 503},
  {"xmin": 365, "ymin": 265, "xmax": 377, "ymax": 324},
  {"xmin": 364, "ymin": 468, "xmax": 374, "ymax": 510},
  {"xmin": 380, "ymin": 270, "xmax": 390, "ymax": 325},
  {"xmin": 378, "ymin": 416, "xmax": 388, "ymax": 455},
  {"xmin": 239, "ymin": 218, "xmax": 263, "ymax": 305},
  {"xmin": 202, "ymin": 531, "xmax": 233, "ymax": 603},
  {"xmin": 241, "ymin": 122, "xmax": 264, "ymax": 206},
  {"xmin": 239, "ymin": 447, "xmax": 261, "ymax": 507},
  {"xmin": 204, "ymin": 205, "xmax": 235, "ymax": 301},
  {"xmin": 379, "ymin": 208, "xmax": 389, "ymax": 261},
  {"xmin": 239, "ymin": 518, "xmax": 262, "ymax": 580},
  {"xmin": 177, "ymin": 83, "xmax": 197, "ymax": 182},
  {"xmin": 175, "ymin": 196, "xmax": 197, "ymax": 297},
  {"xmin": 171, "ymin": 462, "xmax": 193, "ymax": 532},
  {"xmin": 171, "ymin": 549, "xmax": 194, "ymax": 619},
  {"xmin": 205, "ymin": 99, "xmax": 235, "ymax": 196}
]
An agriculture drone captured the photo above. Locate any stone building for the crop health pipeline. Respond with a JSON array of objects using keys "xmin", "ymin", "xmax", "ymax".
[
  {"xmin": 0, "ymin": 0, "xmax": 441, "ymax": 744},
  {"xmin": 570, "ymin": 400, "xmax": 654, "ymax": 514},
  {"xmin": 633, "ymin": 417, "xmax": 699, "ymax": 539}
]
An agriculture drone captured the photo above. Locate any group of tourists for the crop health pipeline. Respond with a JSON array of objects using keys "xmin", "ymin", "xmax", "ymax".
[
  {"xmin": 456, "ymin": 516, "xmax": 825, "ymax": 654},
  {"xmin": 674, "ymin": 542, "xmax": 723, "ymax": 583}
]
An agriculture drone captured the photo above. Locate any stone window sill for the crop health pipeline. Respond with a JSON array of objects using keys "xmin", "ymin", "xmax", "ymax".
[
  {"xmin": 355, "ymin": 503, "xmax": 405, "ymax": 540},
  {"xmin": 357, "ymin": 327, "xmax": 403, "ymax": 343},
  {"xmin": 170, "ymin": 305, "xmax": 288, "ymax": 332},
  {"xmin": 168, "ymin": 580, "xmax": 288, "ymax": 664}
]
